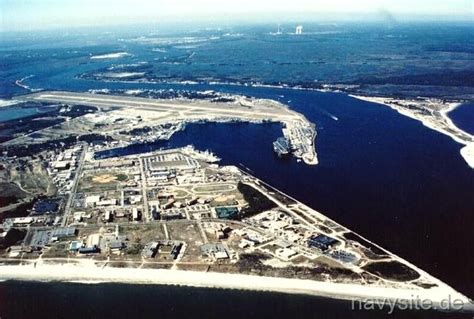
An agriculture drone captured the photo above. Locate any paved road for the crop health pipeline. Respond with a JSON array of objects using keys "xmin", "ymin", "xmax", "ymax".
[
  {"xmin": 61, "ymin": 143, "xmax": 87, "ymax": 226},
  {"xmin": 139, "ymin": 157, "xmax": 150, "ymax": 222}
]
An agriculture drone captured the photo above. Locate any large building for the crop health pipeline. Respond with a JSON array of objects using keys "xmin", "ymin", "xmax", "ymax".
[{"xmin": 307, "ymin": 234, "xmax": 339, "ymax": 252}]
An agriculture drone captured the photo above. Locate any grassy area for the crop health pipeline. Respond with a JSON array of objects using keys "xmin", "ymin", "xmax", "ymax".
[
  {"xmin": 42, "ymin": 242, "xmax": 69, "ymax": 258},
  {"xmin": 193, "ymin": 184, "xmax": 235, "ymax": 193},
  {"xmin": 8, "ymin": 160, "xmax": 56, "ymax": 196},
  {"xmin": 0, "ymin": 182, "xmax": 29, "ymax": 207},
  {"xmin": 79, "ymin": 171, "xmax": 129, "ymax": 192},
  {"xmin": 167, "ymin": 223, "xmax": 203, "ymax": 263},
  {"xmin": 124, "ymin": 224, "xmax": 166, "ymax": 243},
  {"xmin": 116, "ymin": 174, "xmax": 128, "ymax": 182},
  {"xmin": 362, "ymin": 261, "xmax": 420, "ymax": 282},
  {"xmin": 237, "ymin": 182, "xmax": 277, "ymax": 218}
]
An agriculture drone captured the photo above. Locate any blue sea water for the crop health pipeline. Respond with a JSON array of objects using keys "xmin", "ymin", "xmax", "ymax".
[
  {"xmin": 0, "ymin": 23, "xmax": 473, "ymax": 318},
  {"xmin": 97, "ymin": 86, "xmax": 474, "ymax": 298},
  {"xmin": 449, "ymin": 103, "xmax": 474, "ymax": 135},
  {"xmin": 1, "ymin": 281, "xmax": 471, "ymax": 319}
]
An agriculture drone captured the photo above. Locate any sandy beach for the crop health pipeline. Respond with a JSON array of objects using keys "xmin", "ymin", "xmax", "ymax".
[{"xmin": 0, "ymin": 261, "xmax": 472, "ymax": 312}]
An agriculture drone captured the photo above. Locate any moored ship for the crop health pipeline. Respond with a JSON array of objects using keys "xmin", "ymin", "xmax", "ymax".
[{"xmin": 273, "ymin": 136, "xmax": 291, "ymax": 157}]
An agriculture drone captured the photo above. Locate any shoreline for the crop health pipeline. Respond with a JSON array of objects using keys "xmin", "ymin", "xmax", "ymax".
[
  {"xmin": 0, "ymin": 261, "xmax": 472, "ymax": 312},
  {"xmin": 0, "ymin": 99, "xmax": 20, "ymax": 108},
  {"xmin": 12, "ymin": 90, "xmax": 318, "ymax": 166},
  {"xmin": 349, "ymin": 95, "xmax": 474, "ymax": 169}
]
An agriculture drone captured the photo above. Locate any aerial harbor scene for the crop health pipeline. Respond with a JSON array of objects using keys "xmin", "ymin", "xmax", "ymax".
[{"xmin": 0, "ymin": 1, "xmax": 474, "ymax": 318}]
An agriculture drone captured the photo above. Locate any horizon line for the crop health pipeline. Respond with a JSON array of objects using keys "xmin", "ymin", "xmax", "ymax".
[{"xmin": 1, "ymin": 11, "xmax": 473, "ymax": 33}]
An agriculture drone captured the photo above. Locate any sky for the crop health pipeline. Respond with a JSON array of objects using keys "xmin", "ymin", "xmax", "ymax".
[{"xmin": 1, "ymin": 0, "xmax": 473, "ymax": 31}]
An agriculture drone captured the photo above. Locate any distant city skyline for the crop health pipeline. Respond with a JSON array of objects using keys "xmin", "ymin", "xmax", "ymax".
[{"xmin": 1, "ymin": 0, "xmax": 473, "ymax": 31}]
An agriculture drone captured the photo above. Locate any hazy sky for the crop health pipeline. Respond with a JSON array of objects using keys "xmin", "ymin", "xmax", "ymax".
[{"xmin": 1, "ymin": 0, "xmax": 473, "ymax": 31}]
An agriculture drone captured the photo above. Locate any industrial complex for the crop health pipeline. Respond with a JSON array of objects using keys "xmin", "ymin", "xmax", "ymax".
[
  {"xmin": 0, "ymin": 141, "xmax": 452, "ymax": 293},
  {"xmin": 0, "ymin": 90, "xmax": 469, "ymax": 309}
]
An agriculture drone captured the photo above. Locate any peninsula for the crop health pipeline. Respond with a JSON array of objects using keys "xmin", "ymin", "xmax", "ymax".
[
  {"xmin": 12, "ymin": 91, "xmax": 317, "ymax": 165},
  {"xmin": 349, "ymin": 95, "xmax": 474, "ymax": 168},
  {"xmin": 0, "ymin": 91, "xmax": 472, "ymax": 313}
]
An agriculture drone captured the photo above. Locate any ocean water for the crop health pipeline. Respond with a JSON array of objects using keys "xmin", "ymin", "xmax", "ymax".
[
  {"xmin": 0, "ymin": 23, "xmax": 473, "ymax": 318},
  {"xmin": 449, "ymin": 103, "xmax": 474, "ymax": 135},
  {"xmin": 0, "ymin": 281, "xmax": 471, "ymax": 319},
  {"xmin": 97, "ymin": 86, "xmax": 474, "ymax": 299}
]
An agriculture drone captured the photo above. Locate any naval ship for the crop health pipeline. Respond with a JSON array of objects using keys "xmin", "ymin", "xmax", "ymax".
[{"xmin": 273, "ymin": 137, "xmax": 291, "ymax": 157}]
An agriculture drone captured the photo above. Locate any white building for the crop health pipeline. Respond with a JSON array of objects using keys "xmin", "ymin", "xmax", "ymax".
[
  {"xmin": 295, "ymin": 25, "xmax": 303, "ymax": 35},
  {"xmin": 96, "ymin": 199, "xmax": 117, "ymax": 206},
  {"xmin": 85, "ymin": 195, "xmax": 101, "ymax": 207}
]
